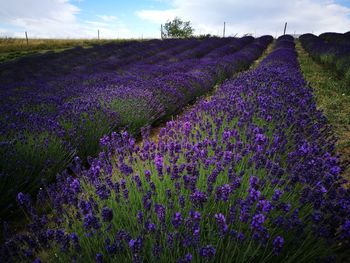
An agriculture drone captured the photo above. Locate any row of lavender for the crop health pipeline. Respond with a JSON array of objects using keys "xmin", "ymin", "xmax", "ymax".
[
  {"xmin": 319, "ymin": 31, "xmax": 350, "ymax": 45},
  {"xmin": 300, "ymin": 33, "xmax": 350, "ymax": 82},
  {"xmin": 0, "ymin": 36, "xmax": 272, "ymax": 218},
  {"xmin": 3, "ymin": 35, "xmax": 349, "ymax": 262}
]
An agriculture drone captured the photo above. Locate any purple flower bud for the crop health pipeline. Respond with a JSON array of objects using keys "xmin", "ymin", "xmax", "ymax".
[
  {"xmin": 251, "ymin": 213, "xmax": 265, "ymax": 231},
  {"xmin": 144, "ymin": 221, "xmax": 156, "ymax": 233},
  {"xmin": 17, "ymin": 192, "xmax": 30, "ymax": 207},
  {"xmin": 215, "ymin": 184, "xmax": 232, "ymax": 202},
  {"xmin": 96, "ymin": 253, "xmax": 104, "ymax": 263},
  {"xmin": 84, "ymin": 214, "xmax": 101, "ymax": 230},
  {"xmin": 172, "ymin": 212, "xmax": 183, "ymax": 229},
  {"xmin": 190, "ymin": 190, "xmax": 207, "ymax": 207},
  {"xmin": 70, "ymin": 179, "xmax": 80, "ymax": 193},
  {"xmin": 199, "ymin": 245, "xmax": 216, "ymax": 258},
  {"xmin": 145, "ymin": 170, "xmax": 151, "ymax": 181},
  {"xmin": 340, "ymin": 220, "xmax": 350, "ymax": 240},
  {"xmin": 249, "ymin": 176, "xmax": 259, "ymax": 189},
  {"xmin": 129, "ymin": 237, "xmax": 143, "ymax": 254},
  {"xmin": 272, "ymin": 189, "xmax": 283, "ymax": 202},
  {"xmin": 137, "ymin": 211, "xmax": 144, "ymax": 224},
  {"xmin": 273, "ymin": 236, "xmax": 284, "ymax": 255},
  {"xmin": 155, "ymin": 155, "xmax": 163, "ymax": 172},
  {"xmin": 154, "ymin": 204, "xmax": 166, "ymax": 223},
  {"xmin": 101, "ymin": 206, "xmax": 113, "ymax": 222},
  {"xmin": 256, "ymin": 200, "xmax": 273, "ymax": 213},
  {"xmin": 214, "ymin": 213, "xmax": 228, "ymax": 235},
  {"xmin": 183, "ymin": 121, "xmax": 191, "ymax": 136}
]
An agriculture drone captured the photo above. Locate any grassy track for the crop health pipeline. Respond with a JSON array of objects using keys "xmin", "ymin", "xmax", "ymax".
[
  {"xmin": 296, "ymin": 40, "xmax": 350, "ymax": 181},
  {"xmin": 250, "ymin": 40, "xmax": 275, "ymax": 69}
]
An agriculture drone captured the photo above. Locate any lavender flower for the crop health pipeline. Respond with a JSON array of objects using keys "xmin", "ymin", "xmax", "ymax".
[
  {"xmin": 200, "ymin": 245, "xmax": 216, "ymax": 258},
  {"xmin": 101, "ymin": 206, "xmax": 113, "ymax": 222},
  {"xmin": 214, "ymin": 213, "xmax": 228, "ymax": 235},
  {"xmin": 190, "ymin": 190, "xmax": 208, "ymax": 207},
  {"xmin": 273, "ymin": 236, "xmax": 284, "ymax": 255},
  {"xmin": 172, "ymin": 212, "xmax": 183, "ymax": 229}
]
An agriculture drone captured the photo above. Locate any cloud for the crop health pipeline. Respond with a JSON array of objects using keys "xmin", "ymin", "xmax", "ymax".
[
  {"xmin": 136, "ymin": 9, "xmax": 177, "ymax": 24},
  {"xmin": 97, "ymin": 15, "xmax": 118, "ymax": 22},
  {"xmin": 0, "ymin": 0, "xmax": 130, "ymax": 38},
  {"xmin": 1, "ymin": 0, "xmax": 349, "ymax": 39},
  {"xmin": 136, "ymin": 0, "xmax": 350, "ymax": 36}
]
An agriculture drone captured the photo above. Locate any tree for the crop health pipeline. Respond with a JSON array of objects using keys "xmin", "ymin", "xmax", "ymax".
[{"xmin": 163, "ymin": 17, "xmax": 194, "ymax": 38}]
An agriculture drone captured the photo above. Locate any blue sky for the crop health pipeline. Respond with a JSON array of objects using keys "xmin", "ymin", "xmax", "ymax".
[{"xmin": 1, "ymin": 0, "xmax": 350, "ymax": 38}]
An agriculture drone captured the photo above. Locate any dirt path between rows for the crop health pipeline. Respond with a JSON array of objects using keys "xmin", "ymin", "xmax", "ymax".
[{"xmin": 296, "ymin": 41, "xmax": 350, "ymax": 182}]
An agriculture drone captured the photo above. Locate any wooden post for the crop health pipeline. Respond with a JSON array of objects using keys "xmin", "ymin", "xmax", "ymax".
[
  {"xmin": 98, "ymin": 29, "xmax": 100, "ymax": 40},
  {"xmin": 223, "ymin": 22, "xmax": 226, "ymax": 38},
  {"xmin": 25, "ymin": 31, "xmax": 28, "ymax": 45},
  {"xmin": 283, "ymin": 22, "xmax": 287, "ymax": 35}
]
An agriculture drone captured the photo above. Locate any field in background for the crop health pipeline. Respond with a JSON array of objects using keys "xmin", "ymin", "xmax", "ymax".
[{"xmin": 0, "ymin": 38, "xmax": 128, "ymax": 63}]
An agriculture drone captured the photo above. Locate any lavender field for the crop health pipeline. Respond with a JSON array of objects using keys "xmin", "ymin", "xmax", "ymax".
[
  {"xmin": 0, "ymin": 33, "xmax": 349, "ymax": 262},
  {"xmin": 0, "ymin": 36, "xmax": 272, "ymax": 218}
]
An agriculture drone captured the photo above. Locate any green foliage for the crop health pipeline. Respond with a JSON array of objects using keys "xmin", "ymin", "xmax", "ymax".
[
  {"xmin": 0, "ymin": 131, "xmax": 74, "ymax": 217},
  {"xmin": 197, "ymin": 34, "xmax": 213, "ymax": 39},
  {"xmin": 109, "ymin": 98, "xmax": 152, "ymax": 134},
  {"xmin": 163, "ymin": 17, "xmax": 194, "ymax": 39}
]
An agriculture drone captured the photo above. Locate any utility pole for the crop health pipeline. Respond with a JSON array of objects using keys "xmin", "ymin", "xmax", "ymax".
[
  {"xmin": 223, "ymin": 22, "xmax": 226, "ymax": 38},
  {"xmin": 98, "ymin": 29, "xmax": 100, "ymax": 40},
  {"xmin": 25, "ymin": 31, "xmax": 28, "ymax": 45},
  {"xmin": 161, "ymin": 24, "xmax": 163, "ymax": 39},
  {"xmin": 283, "ymin": 22, "xmax": 287, "ymax": 35}
]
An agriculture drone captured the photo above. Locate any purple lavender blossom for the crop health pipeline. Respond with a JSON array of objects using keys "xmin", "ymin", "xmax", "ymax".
[
  {"xmin": 172, "ymin": 212, "xmax": 183, "ymax": 229},
  {"xmin": 214, "ymin": 213, "xmax": 228, "ymax": 235},
  {"xmin": 95, "ymin": 253, "xmax": 104, "ymax": 263},
  {"xmin": 273, "ymin": 236, "xmax": 284, "ymax": 255},
  {"xmin": 101, "ymin": 206, "xmax": 113, "ymax": 222},
  {"xmin": 200, "ymin": 245, "xmax": 216, "ymax": 258},
  {"xmin": 190, "ymin": 190, "xmax": 208, "ymax": 207}
]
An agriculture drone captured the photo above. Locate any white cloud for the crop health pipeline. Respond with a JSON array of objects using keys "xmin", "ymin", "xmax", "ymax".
[
  {"xmin": 136, "ymin": 0, "xmax": 350, "ymax": 36},
  {"xmin": 1, "ymin": 0, "xmax": 349, "ymax": 39},
  {"xmin": 136, "ymin": 9, "xmax": 178, "ymax": 24},
  {"xmin": 0, "ymin": 0, "xmax": 131, "ymax": 38},
  {"xmin": 97, "ymin": 15, "xmax": 118, "ymax": 22}
]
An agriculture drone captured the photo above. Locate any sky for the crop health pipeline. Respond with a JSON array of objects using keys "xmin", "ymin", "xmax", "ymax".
[{"xmin": 0, "ymin": 0, "xmax": 350, "ymax": 39}]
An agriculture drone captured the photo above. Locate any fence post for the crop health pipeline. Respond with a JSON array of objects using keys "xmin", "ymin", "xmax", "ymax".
[
  {"xmin": 25, "ymin": 31, "xmax": 28, "ymax": 45},
  {"xmin": 283, "ymin": 22, "xmax": 287, "ymax": 35},
  {"xmin": 223, "ymin": 22, "xmax": 226, "ymax": 38}
]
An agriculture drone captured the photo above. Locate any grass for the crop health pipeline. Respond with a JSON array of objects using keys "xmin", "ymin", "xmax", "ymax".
[
  {"xmin": 296, "ymin": 40, "xmax": 350, "ymax": 181},
  {"xmin": 0, "ymin": 38, "xmax": 128, "ymax": 63},
  {"xmin": 250, "ymin": 41, "xmax": 275, "ymax": 69}
]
